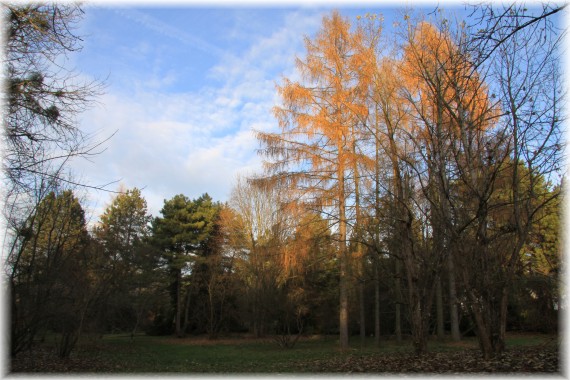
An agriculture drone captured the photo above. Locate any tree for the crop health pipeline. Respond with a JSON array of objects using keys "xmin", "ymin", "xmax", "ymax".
[
  {"xmin": 390, "ymin": 5, "xmax": 563, "ymax": 358},
  {"xmin": 8, "ymin": 190, "xmax": 91, "ymax": 358},
  {"xmin": 184, "ymin": 203, "xmax": 235, "ymax": 339},
  {"xmin": 97, "ymin": 188, "xmax": 151, "ymax": 256},
  {"xmin": 450, "ymin": 3, "xmax": 564, "ymax": 358},
  {"xmin": 3, "ymin": 3, "xmax": 106, "ymax": 205},
  {"xmin": 257, "ymin": 10, "xmax": 371, "ymax": 350},
  {"xmin": 493, "ymin": 165, "xmax": 561, "ymax": 333},
  {"xmin": 94, "ymin": 187, "xmax": 159, "ymax": 337},
  {"xmin": 278, "ymin": 210, "xmax": 335, "ymax": 347},
  {"xmin": 225, "ymin": 175, "xmax": 286, "ymax": 337},
  {"xmin": 3, "ymin": 5, "xmax": 110, "ymax": 353},
  {"xmin": 151, "ymin": 193, "xmax": 220, "ymax": 337},
  {"xmin": 203, "ymin": 215, "xmax": 238, "ymax": 339},
  {"xmin": 390, "ymin": 11, "xmax": 505, "ymax": 354},
  {"xmin": 467, "ymin": 3, "xmax": 566, "ymax": 68}
]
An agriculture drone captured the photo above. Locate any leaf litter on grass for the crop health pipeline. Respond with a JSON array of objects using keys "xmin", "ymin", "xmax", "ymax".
[{"xmin": 300, "ymin": 346, "xmax": 559, "ymax": 373}]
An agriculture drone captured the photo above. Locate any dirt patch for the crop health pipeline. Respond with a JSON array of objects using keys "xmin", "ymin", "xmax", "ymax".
[
  {"xmin": 157, "ymin": 334, "xmax": 275, "ymax": 346},
  {"xmin": 445, "ymin": 340, "xmax": 478, "ymax": 349}
]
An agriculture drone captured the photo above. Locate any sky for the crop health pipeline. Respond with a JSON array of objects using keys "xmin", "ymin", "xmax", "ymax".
[
  {"xmin": 66, "ymin": 2, "xmax": 505, "ymax": 222},
  {"xmin": 68, "ymin": 3, "xmax": 410, "ymax": 221}
]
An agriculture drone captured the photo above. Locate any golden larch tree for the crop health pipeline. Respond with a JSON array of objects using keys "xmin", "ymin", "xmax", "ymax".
[{"xmin": 256, "ymin": 10, "xmax": 370, "ymax": 350}]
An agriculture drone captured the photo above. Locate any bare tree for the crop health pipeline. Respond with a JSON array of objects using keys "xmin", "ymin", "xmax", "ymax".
[
  {"xmin": 391, "ymin": 12, "xmax": 496, "ymax": 354},
  {"xmin": 3, "ymin": 4, "xmax": 108, "ymax": 199},
  {"xmin": 3, "ymin": 4, "xmax": 114, "ymax": 358},
  {"xmin": 454, "ymin": 3, "xmax": 565, "ymax": 358},
  {"xmin": 226, "ymin": 175, "xmax": 287, "ymax": 337},
  {"xmin": 467, "ymin": 3, "xmax": 566, "ymax": 68},
  {"xmin": 8, "ymin": 189, "xmax": 91, "ymax": 357}
]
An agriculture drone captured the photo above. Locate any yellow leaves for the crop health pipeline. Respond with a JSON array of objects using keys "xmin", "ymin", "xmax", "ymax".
[
  {"xmin": 271, "ymin": 10, "xmax": 367, "ymax": 165},
  {"xmin": 400, "ymin": 19, "xmax": 498, "ymax": 140},
  {"xmin": 277, "ymin": 80, "xmax": 312, "ymax": 107},
  {"xmin": 262, "ymin": 11, "xmax": 501, "ymax": 252}
]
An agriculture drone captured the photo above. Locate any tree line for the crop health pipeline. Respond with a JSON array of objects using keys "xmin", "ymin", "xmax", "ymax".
[{"xmin": 4, "ymin": 3, "xmax": 563, "ymax": 361}]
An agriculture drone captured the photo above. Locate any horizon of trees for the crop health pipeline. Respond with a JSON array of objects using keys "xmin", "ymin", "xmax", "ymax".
[{"xmin": 4, "ymin": 3, "xmax": 564, "ymax": 362}]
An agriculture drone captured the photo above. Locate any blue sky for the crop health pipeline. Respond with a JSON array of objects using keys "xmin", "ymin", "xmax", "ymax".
[
  {"xmin": 69, "ymin": 4, "xmax": 403, "ymax": 220},
  {"xmin": 69, "ymin": 3, "xmax": 481, "ymax": 221}
]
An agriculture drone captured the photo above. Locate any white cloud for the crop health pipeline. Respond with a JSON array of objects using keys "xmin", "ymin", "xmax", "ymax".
[
  {"xmin": 72, "ymin": 9, "xmax": 326, "ymax": 219},
  {"xmin": 72, "ymin": 86, "xmax": 263, "ymax": 217},
  {"xmin": 208, "ymin": 10, "xmax": 323, "ymax": 83}
]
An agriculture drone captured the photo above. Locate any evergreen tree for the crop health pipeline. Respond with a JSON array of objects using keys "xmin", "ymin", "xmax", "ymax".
[{"xmin": 151, "ymin": 193, "xmax": 220, "ymax": 337}]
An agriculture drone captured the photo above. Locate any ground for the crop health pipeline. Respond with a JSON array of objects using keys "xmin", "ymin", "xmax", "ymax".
[{"xmin": 9, "ymin": 332, "xmax": 560, "ymax": 374}]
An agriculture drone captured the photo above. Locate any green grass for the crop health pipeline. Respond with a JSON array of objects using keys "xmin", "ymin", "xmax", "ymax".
[
  {"xmin": 504, "ymin": 332, "xmax": 556, "ymax": 347},
  {"xmin": 68, "ymin": 332, "xmax": 556, "ymax": 373},
  {"xmin": 88, "ymin": 335, "xmax": 352, "ymax": 372}
]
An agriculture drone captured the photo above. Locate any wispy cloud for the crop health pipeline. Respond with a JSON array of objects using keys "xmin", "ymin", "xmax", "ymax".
[
  {"xmin": 73, "ymin": 8, "xmax": 326, "ymax": 219},
  {"xmin": 113, "ymin": 8, "xmax": 228, "ymax": 58}
]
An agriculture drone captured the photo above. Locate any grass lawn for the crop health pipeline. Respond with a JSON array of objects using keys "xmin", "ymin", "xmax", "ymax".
[
  {"xmin": 81, "ymin": 334, "xmax": 381, "ymax": 372},
  {"xmin": 11, "ymin": 332, "xmax": 559, "ymax": 373}
]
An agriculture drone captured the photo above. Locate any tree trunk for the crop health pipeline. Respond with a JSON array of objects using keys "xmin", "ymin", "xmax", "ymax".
[
  {"xmin": 374, "ymin": 252, "xmax": 381, "ymax": 348},
  {"xmin": 461, "ymin": 257, "xmax": 506, "ymax": 359},
  {"xmin": 403, "ymin": 248, "xmax": 435, "ymax": 356},
  {"xmin": 182, "ymin": 287, "xmax": 191, "ymax": 335},
  {"xmin": 401, "ymin": 205, "xmax": 425, "ymax": 355},
  {"xmin": 408, "ymin": 281, "xmax": 427, "ymax": 355},
  {"xmin": 253, "ymin": 290, "xmax": 264, "ymax": 338},
  {"xmin": 338, "ymin": 140, "xmax": 349, "ymax": 351},
  {"xmin": 353, "ymin": 138, "xmax": 365, "ymax": 349},
  {"xmin": 386, "ymin": 119, "xmax": 405, "ymax": 346},
  {"xmin": 436, "ymin": 276, "xmax": 444, "ymax": 340},
  {"xmin": 373, "ymin": 111, "xmax": 381, "ymax": 349},
  {"xmin": 468, "ymin": 289, "xmax": 494, "ymax": 359},
  {"xmin": 395, "ymin": 259, "xmax": 402, "ymax": 343},
  {"xmin": 499, "ymin": 285, "xmax": 509, "ymax": 350},
  {"xmin": 448, "ymin": 251, "xmax": 461, "ymax": 341},
  {"xmin": 359, "ymin": 277, "xmax": 366, "ymax": 348},
  {"xmin": 208, "ymin": 281, "xmax": 215, "ymax": 339},
  {"xmin": 175, "ymin": 269, "xmax": 183, "ymax": 338},
  {"xmin": 339, "ymin": 248, "xmax": 349, "ymax": 350},
  {"xmin": 10, "ymin": 279, "xmax": 20, "ymax": 357}
]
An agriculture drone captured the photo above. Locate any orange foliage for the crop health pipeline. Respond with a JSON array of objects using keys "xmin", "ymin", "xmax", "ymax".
[
  {"xmin": 281, "ymin": 211, "xmax": 329, "ymax": 277},
  {"xmin": 259, "ymin": 11, "xmax": 373, "ymax": 208},
  {"xmin": 401, "ymin": 21, "xmax": 498, "ymax": 146}
]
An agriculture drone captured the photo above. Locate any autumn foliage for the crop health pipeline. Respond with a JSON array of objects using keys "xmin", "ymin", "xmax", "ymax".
[
  {"xmin": 256, "ymin": 9, "xmax": 562, "ymax": 358},
  {"xmin": 6, "ymin": 6, "xmax": 561, "ymax": 368}
]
